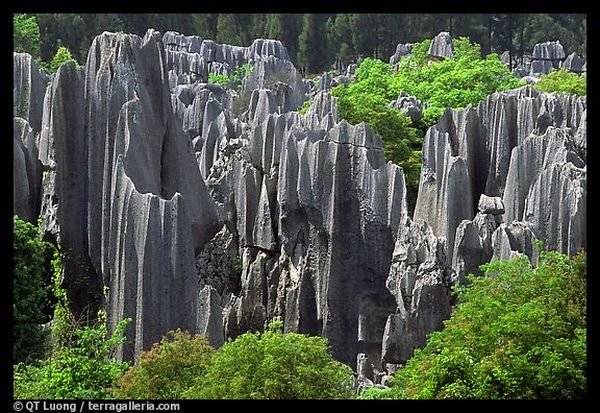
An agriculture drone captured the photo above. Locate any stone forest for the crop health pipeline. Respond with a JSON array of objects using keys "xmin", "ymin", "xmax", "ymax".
[{"xmin": 13, "ymin": 13, "xmax": 586, "ymax": 400}]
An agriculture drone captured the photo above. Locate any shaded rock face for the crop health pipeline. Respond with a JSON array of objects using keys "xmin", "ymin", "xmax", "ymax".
[
  {"xmin": 389, "ymin": 93, "xmax": 423, "ymax": 123},
  {"xmin": 14, "ymin": 28, "xmax": 586, "ymax": 373},
  {"xmin": 13, "ymin": 53, "xmax": 49, "ymax": 133},
  {"xmin": 13, "ymin": 53, "xmax": 49, "ymax": 221},
  {"xmin": 13, "ymin": 30, "xmax": 411, "ymax": 367},
  {"xmin": 14, "ymin": 117, "xmax": 42, "ymax": 222},
  {"xmin": 389, "ymin": 43, "xmax": 412, "ymax": 65},
  {"xmin": 562, "ymin": 52, "xmax": 586, "ymax": 74},
  {"xmin": 382, "ymin": 218, "xmax": 453, "ymax": 364},
  {"xmin": 532, "ymin": 40, "xmax": 566, "ymax": 61},
  {"xmin": 163, "ymin": 31, "xmax": 289, "ymax": 88},
  {"xmin": 202, "ymin": 108, "xmax": 407, "ymax": 364}
]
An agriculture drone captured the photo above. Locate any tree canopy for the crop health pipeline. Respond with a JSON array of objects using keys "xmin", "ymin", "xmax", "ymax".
[
  {"xmin": 14, "ymin": 14, "xmax": 586, "ymax": 75},
  {"xmin": 184, "ymin": 320, "xmax": 354, "ymax": 399}
]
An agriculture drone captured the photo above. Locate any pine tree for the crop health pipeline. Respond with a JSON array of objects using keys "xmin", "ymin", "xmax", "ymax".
[
  {"xmin": 265, "ymin": 14, "xmax": 283, "ymax": 39},
  {"xmin": 191, "ymin": 14, "xmax": 218, "ymax": 39},
  {"xmin": 297, "ymin": 14, "xmax": 314, "ymax": 74},
  {"xmin": 216, "ymin": 14, "xmax": 243, "ymax": 45}
]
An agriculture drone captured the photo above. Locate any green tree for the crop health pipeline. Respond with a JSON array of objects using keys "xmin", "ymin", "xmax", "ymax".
[
  {"xmin": 297, "ymin": 14, "xmax": 315, "ymax": 74},
  {"xmin": 14, "ymin": 14, "xmax": 41, "ymax": 59},
  {"xmin": 331, "ymin": 58, "xmax": 422, "ymax": 205},
  {"xmin": 13, "ymin": 315, "xmax": 130, "ymax": 399},
  {"xmin": 535, "ymin": 69, "xmax": 586, "ymax": 96},
  {"xmin": 265, "ymin": 14, "xmax": 283, "ymax": 39},
  {"xmin": 216, "ymin": 14, "xmax": 243, "ymax": 45},
  {"xmin": 112, "ymin": 330, "xmax": 215, "ymax": 399},
  {"xmin": 49, "ymin": 46, "xmax": 76, "ymax": 73},
  {"xmin": 208, "ymin": 63, "xmax": 253, "ymax": 90},
  {"xmin": 14, "ymin": 246, "xmax": 130, "ymax": 399},
  {"xmin": 362, "ymin": 250, "xmax": 587, "ymax": 399},
  {"xmin": 184, "ymin": 319, "xmax": 354, "ymax": 399},
  {"xmin": 391, "ymin": 37, "xmax": 523, "ymax": 126},
  {"xmin": 191, "ymin": 14, "xmax": 218, "ymax": 39},
  {"xmin": 13, "ymin": 216, "xmax": 54, "ymax": 364}
]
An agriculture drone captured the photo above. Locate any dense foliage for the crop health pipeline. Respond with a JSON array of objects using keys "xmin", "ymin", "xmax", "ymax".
[
  {"xmin": 14, "ymin": 14, "xmax": 585, "ymax": 74},
  {"xmin": 184, "ymin": 320, "xmax": 354, "ymax": 399},
  {"xmin": 14, "ymin": 14, "xmax": 41, "ymax": 59},
  {"xmin": 535, "ymin": 69, "xmax": 586, "ymax": 96},
  {"xmin": 208, "ymin": 63, "xmax": 253, "ymax": 91},
  {"xmin": 13, "ymin": 216, "xmax": 54, "ymax": 364},
  {"xmin": 361, "ymin": 250, "xmax": 586, "ymax": 399},
  {"xmin": 331, "ymin": 58, "xmax": 422, "ymax": 200},
  {"xmin": 112, "ymin": 330, "xmax": 215, "ymax": 399},
  {"xmin": 391, "ymin": 37, "xmax": 523, "ymax": 126},
  {"xmin": 332, "ymin": 38, "xmax": 521, "ymax": 207},
  {"xmin": 14, "ymin": 248, "xmax": 130, "ymax": 399},
  {"xmin": 14, "ymin": 315, "xmax": 130, "ymax": 399},
  {"xmin": 49, "ymin": 46, "xmax": 76, "ymax": 74}
]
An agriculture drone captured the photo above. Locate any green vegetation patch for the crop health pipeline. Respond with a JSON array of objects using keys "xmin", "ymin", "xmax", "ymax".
[
  {"xmin": 535, "ymin": 68, "xmax": 586, "ymax": 96},
  {"xmin": 184, "ymin": 319, "xmax": 354, "ymax": 399},
  {"xmin": 361, "ymin": 249, "xmax": 586, "ymax": 399},
  {"xmin": 208, "ymin": 63, "xmax": 253, "ymax": 91}
]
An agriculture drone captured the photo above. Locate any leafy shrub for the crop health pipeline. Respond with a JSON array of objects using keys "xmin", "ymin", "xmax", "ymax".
[
  {"xmin": 14, "ymin": 313, "xmax": 130, "ymax": 399},
  {"xmin": 13, "ymin": 216, "xmax": 54, "ymax": 364},
  {"xmin": 184, "ymin": 319, "xmax": 354, "ymax": 399},
  {"xmin": 14, "ymin": 245, "xmax": 130, "ymax": 399},
  {"xmin": 535, "ymin": 69, "xmax": 586, "ymax": 96},
  {"xmin": 331, "ymin": 38, "xmax": 523, "ymax": 210},
  {"xmin": 112, "ymin": 330, "xmax": 215, "ymax": 399},
  {"xmin": 48, "ymin": 46, "xmax": 76, "ymax": 74},
  {"xmin": 14, "ymin": 14, "xmax": 40, "ymax": 59},
  {"xmin": 331, "ymin": 58, "xmax": 422, "ymax": 200},
  {"xmin": 391, "ymin": 37, "xmax": 524, "ymax": 127},
  {"xmin": 362, "ymin": 250, "xmax": 586, "ymax": 399},
  {"xmin": 208, "ymin": 63, "xmax": 253, "ymax": 91},
  {"xmin": 298, "ymin": 99, "xmax": 311, "ymax": 115}
]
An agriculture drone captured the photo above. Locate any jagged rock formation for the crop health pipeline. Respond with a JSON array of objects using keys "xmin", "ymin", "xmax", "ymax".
[
  {"xmin": 389, "ymin": 43, "xmax": 412, "ymax": 65},
  {"xmin": 501, "ymin": 42, "xmax": 584, "ymax": 78},
  {"xmin": 389, "ymin": 93, "xmax": 423, "ymax": 123},
  {"xmin": 382, "ymin": 218, "xmax": 453, "ymax": 364},
  {"xmin": 530, "ymin": 40, "xmax": 566, "ymax": 75},
  {"xmin": 13, "ymin": 28, "xmax": 586, "ymax": 379},
  {"xmin": 13, "ymin": 54, "xmax": 49, "ymax": 221},
  {"xmin": 413, "ymin": 87, "xmax": 585, "ymax": 288},
  {"xmin": 562, "ymin": 52, "xmax": 586, "ymax": 74},
  {"xmin": 428, "ymin": 32, "xmax": 454, "ymax": 60}
]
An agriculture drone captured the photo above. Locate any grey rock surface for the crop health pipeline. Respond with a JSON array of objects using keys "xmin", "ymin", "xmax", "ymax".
[
  {"xmin": 451, "ymin": 213, "xmax": 498, "ymax": 283},
  {"xmin": 389, "ymin": 43, "xmax": 412, "ymax": 65},
  {"xmin": 530, "ymin": 41, "xmax": 566, "ymax": 75},
  {"xmin": 478, "ymin": 194, "xmax": 505, "ymax": 215},
  {"xmin": 382, "ymin": 218, "xmax": 453, "ymax": 364},
  {"xmin": 14, "ymin": 53, "xmax": 49, "ymax": 133},
  {"xmin": 562, "ymin": 52, "xmax": 586, "ymax": 74},
  {"xmin": 414, "ymin": 87, "xmax": 585, "ymax": 262},
  {"xmin": 428, "ymin": 32, "xmax": 453, "ymax": 59},
  {"xmin": 389, "ymin": 93, "xmax": 423, "ymax": 122},
  {"xmin": 14, "ymin": 117, "xmax": 42, "ymax": 221},
  {"xmin": 532, "ymin": 40, "xmax": 566, "ymax": 61}
]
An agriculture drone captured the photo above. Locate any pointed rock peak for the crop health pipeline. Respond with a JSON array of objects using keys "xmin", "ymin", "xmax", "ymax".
[{"xmin": 428, "ymin": 32, "xmax": 454, "ymax": 59}]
